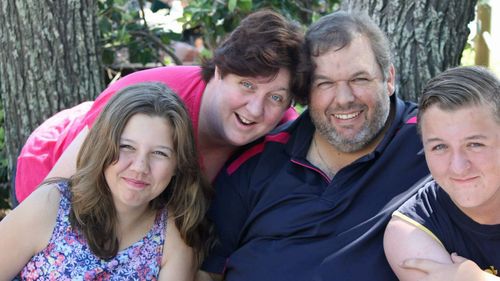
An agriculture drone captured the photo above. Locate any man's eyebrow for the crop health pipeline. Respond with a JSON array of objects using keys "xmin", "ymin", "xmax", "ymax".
[{"xmin": 312, "ymin": 74, "xmax": 330, "ymax": 81}]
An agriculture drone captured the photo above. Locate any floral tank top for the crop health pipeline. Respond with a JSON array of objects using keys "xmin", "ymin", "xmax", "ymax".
[{"xmin": 15, "ymin": 181, "xmax": 167, "ymax": 280}]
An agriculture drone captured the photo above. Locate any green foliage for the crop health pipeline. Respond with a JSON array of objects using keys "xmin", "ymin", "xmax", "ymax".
[
  {"xmin": 98, "ymin": 0, "xmax": 183, "ymax": 67},
  {"xmin": 97, "ymin": 0, "xmax": 340, "ymax": 67},
  {"xmin": 181, "ymin": 0, "xmax": 340, "ymax": 50}
]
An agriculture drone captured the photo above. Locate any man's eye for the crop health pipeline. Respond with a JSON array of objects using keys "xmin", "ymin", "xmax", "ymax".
[
  {"xmin": 316, "ymin": 81, "xmax": 333, "ymax": 89},
  {"xmin": 351, "ymin": 77, "xmax": 370, "ymax": 85}
]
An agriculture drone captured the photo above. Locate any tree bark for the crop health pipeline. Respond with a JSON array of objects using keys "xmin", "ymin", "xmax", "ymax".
[
  {"xmin": 0, "ymin": 0, "xmax": 103, "ymax": 176},
  {"xmin": 341, "ymin": 0, "xmax": 477, "ymax": 102}
]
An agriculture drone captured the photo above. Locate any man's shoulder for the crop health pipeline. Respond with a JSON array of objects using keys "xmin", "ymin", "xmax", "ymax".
[{"xmin": 395, "ymin": 97, "xmax": 419, "ymax": 125}]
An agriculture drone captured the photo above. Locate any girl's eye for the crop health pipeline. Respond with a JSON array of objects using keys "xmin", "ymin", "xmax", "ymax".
[
  {"xmin": 152, "ymin": 151, "xmax": 169, "ymax": 158},
  {"xmin": 119, "ymin": 144, "xmax": 134, "ymax": 151}
]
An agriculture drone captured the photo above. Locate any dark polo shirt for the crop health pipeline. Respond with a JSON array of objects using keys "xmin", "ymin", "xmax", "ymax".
[{"xmin": 203, "ymin": 95, "xmax": 430, "ymax": 281}]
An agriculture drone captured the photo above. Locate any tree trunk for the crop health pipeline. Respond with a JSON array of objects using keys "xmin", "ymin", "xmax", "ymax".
[
  {"xmin": 0, "ymin": 0, "xmax": 103, "ymax": 178},
  {"xmin": 341, "ymin": 0, "xmax": 477, "ymax": 102}
]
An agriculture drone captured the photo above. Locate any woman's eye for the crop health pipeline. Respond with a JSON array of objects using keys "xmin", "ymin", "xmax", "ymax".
[
  {"xmin": 241, "ymin": 81, "xmax": 254, "ymax": 90},
  {"xmin": 270, "ymin": 94, "xmax": 284, "ymax": 103}
]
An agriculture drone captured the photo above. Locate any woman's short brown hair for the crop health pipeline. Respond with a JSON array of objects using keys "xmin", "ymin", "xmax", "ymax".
[{"xmin": 201, "ymin": 10, "xmax": 303, "ymax": 90}]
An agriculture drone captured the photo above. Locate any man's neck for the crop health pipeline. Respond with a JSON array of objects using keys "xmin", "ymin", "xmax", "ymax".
[{"xmin": 308, "ymin": 132, "xmax": 374, "ymax": 179}]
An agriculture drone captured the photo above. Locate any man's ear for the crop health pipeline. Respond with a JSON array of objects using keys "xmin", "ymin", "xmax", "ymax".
[{"xmin": 386, "ymin": 64, "xmax": 396, "ymax": 96}]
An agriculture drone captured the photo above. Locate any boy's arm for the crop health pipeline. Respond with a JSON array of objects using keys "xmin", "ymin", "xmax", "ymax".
[
  {"xmin": 383, "ymin": 216, "xmax": 453, "ymax": 281},
  {"xmin": 402, "ymin": 254, "xmax": 500, "ymax": 281}
]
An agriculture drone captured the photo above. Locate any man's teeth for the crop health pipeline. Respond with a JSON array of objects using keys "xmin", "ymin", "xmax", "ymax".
[{"xmin": 334, "ymin": 112, "xmax": 360, "ymax": 120}]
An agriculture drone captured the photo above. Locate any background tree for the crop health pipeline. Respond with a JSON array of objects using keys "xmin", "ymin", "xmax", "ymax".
[
  {"xmin": 0, "ymin": 0, "xmax": 103, "ymax": 203},
  {"xmin": 99, "ymin": 0, "xmax": 184, "ymax": 68},
  {"xmin": 341, "ymin": 0, "xmax": 478, "ymax": 101},
  {"xmin": 0, "ymin": 0, "xmax": 482, "ymax": 209},
  {"xmin": 182, "ymin": 0, "xmax": 340, "ymax": 50}
]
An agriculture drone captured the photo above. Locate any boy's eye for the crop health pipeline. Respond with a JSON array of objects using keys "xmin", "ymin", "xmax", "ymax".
[
  {"xmin": 468, "ymin": 142, "xmax": 484, "ymax": 148},
  {"xmin": 431, "ymin": 144, "xmax": 447, "ymax": 151}
]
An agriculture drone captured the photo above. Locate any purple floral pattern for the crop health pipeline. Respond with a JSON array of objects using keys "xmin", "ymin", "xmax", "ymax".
[{"xmin": 15, "ymin": 182, "xmax": 167, "ymax": 280}]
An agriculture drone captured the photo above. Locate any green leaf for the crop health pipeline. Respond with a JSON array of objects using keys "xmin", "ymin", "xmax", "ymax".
[
  {"xmin": 99, "ymin": 18, "xmax": 113, "ymax": 34},
  {"xmin": 240, "ymin": 0, "xmax": 253, "ymax": 12},
  {"xmin": 102, "ymin": 48, "xmax": 115, "ymax": 66},
  {"xmin": 228, "ymin": 0, "xmax": 237, "ymax": 12}
]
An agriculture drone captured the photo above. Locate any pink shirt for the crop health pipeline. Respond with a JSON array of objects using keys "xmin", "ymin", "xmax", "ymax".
[
  {"xmin": 15, "ymin": 66, "xmax": 297, "ymax": 202},
  {"xmin": 16, "ymin": 66, "xmax": 205, "ymax": 202}
]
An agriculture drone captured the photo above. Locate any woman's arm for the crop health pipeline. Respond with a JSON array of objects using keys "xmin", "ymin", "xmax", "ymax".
[
  {"xmin": 0, "ymin": 184, "xmax": 60, "ymax": 280},
  {"xmin": 45, "ymin": 126, "xmax": 89, "ymax": 180},
  {"xmin": 159, "ymin": 214, "xmax": 197, "ymax": 281},
  {"xmin": 383, "ymin": 216, "xmax": 453, "ymax": 281}
]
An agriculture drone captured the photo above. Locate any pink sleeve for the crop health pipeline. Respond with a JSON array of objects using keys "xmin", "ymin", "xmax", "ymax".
[
  {"xmin": 280, "ymin": 107, "xmax": 299, "ymax": 124},
  {"xmin": 15, "ymin": 102, "xmax": 93, "ymax": 202}
]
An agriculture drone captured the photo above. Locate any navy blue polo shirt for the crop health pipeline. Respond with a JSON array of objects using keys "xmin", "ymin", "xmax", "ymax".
[{"xmin": 202, "ymin": 96, "xmax": 430, "ymax": 281}]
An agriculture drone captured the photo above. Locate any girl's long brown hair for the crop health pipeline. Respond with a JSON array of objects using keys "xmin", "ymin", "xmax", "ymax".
[{"xmin": 69, "ymin": 82, "xmax": 212, "ymax": 262}]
